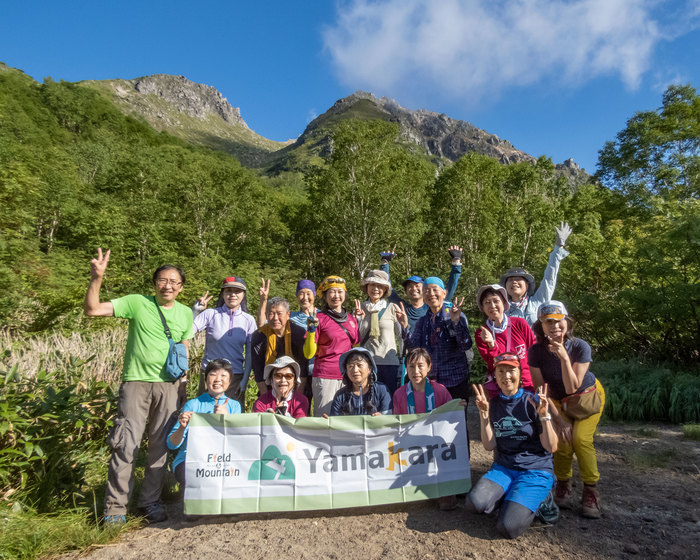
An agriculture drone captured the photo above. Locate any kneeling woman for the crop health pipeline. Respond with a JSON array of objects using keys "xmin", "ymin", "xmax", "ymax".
[
  {"xmin": 167, "ymin": 359, "xmax": 241, "ymax": 486},
  {"xmin": 253, "ymin": 355, "xmax": 309, "ymax": 417},
  {"xmin": 467, "ymin": 353, "xmax": 557, "ymax": 539},
  {"xmin": 330, "ymin": 348, "xmax": 392, "ymax": 416}
]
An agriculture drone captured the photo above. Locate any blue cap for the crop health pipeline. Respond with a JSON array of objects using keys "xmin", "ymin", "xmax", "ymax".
[
  {"xmin": 423, "ymin": 277, "xmax": 445, "ymax": 289},
  {"xmin": 401, "ymin": 275, "xmax": 424, "ymax": 289}
]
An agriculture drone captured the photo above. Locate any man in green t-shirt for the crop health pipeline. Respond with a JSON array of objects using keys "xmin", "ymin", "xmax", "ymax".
[{"xmin": 84, "ymin": 248, "xmax": 194, "ymax": 524}]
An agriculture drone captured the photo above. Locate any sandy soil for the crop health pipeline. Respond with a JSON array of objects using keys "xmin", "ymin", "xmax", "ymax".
[{"xmin": 66, "ymin": 409, "xmax": 700, "ymax": 560}]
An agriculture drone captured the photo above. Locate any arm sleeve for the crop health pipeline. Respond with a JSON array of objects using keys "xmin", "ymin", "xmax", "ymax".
[
  {"xmin": 250, "ymin": 331, "xmax": 266, "ymax": 383},
  {"xmin": 449, "ymin": 315, "xmax": 473, "ymax": 351},
  {"xmin": 303, "ymin": 326, "xmax": 318, "ymax": 359},
  {"xmin": 392, "ymin": 390, "xmax": 407, "ymax": 415},
  {"xmin": 475, "ymin": 327, "xmax": 500, "ymax": 372},
  {"xmin": 193, "ymin": 308, "xmax": 210, "ymax": 333},
  {"xmin": 329, "ymin": 393, "xmax": 342, "ymax": 416},
  {"xmin": 381, "ymin": 261, "xmax": 405, "ymax": 306},
  {"xmin": 166, "ymin": 400, "xmax": 195, "ymax": 450},
  {"xmin": 241, "ymin": 336, "xmax": 252, "ymax": 388},
  {"xmin": 379, "ymin": 386, "xmax": 392, "ymax": 414},
  {"xmin": 111, "ymin": 294, "xmax": 138, "ymax": 319},
  {"xmin": 252, "ymin": 397, "xmax": 267, "ymax": 413},
  {"xmin": 445, "ymin": 263, "xmax": 462, "ymax": 302},
  {"xmin": 531, "ymin": 244, "xmax": 570, "ymax": 308}
]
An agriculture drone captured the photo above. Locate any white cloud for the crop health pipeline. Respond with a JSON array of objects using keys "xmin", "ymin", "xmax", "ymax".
[{"xmin": 323, "ymin": 0, "xmax": 696, "ymax": 102}]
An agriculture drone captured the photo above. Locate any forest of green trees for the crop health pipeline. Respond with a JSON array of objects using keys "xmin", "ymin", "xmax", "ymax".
[{"xmin": 0, "ymin": 67, "xmax": 698, "ymax": 366}]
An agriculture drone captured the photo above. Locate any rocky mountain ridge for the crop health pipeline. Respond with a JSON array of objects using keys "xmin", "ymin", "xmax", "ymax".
[{"xmin": 80, "ymin": 72, "xmax": 589, "ymax": 181}]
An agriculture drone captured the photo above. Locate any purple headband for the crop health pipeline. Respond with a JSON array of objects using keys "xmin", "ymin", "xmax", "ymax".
[{"xmin": 296, "ymin": 279, "xmax": 316, "ymax": 295}]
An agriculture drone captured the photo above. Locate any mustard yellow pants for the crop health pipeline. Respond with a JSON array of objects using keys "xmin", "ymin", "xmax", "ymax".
[{"xmin": 552, "ymin": 379, "xmax": 605, "ymax": 485}]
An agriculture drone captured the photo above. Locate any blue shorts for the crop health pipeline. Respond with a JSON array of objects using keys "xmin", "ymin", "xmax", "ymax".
[{"xmin": 482, "ymin": 463, "xmax": 554, "ymax": 512}]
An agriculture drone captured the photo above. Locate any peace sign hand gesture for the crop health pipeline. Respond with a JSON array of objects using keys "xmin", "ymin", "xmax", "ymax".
[
  {"xmin": 196, "ymin": 290, "xmax": 213, "ymax": 310},
  {"xmin": 528, "ymin": 384, "xmax": 550, "ymax": 417},
  {"xmin": 449, "ymin": 296, "xmax": 465, "ymax": 323},
  {"xmin": 90, "ymin": 248, "xmax": 110, "ymax": 279},
  {"xmin": 547, "ymin": 336, "xmax": 569, "ymax": 361},
  {"xmin": 354, "ymin": 299, "xmax": 365, "ymax": 319},
  {"xmin": 259, "ymin": 278, "xmax": 271, "ymax": 301},
  {"xmin": 472, "ymin": 384, "xmax": 490, "ymax": 420},
  {"xmin": 394, "ymin": 302, "xmax": 409, "ymax": 329}
]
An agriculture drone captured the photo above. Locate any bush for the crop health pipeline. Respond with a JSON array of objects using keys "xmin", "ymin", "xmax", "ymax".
[
  {"xmin": 0, "ymin": 361, "xmax": 117, "ymax": 511},
  {"xmin": 595, "ymin": 360, "xmax": 700, "ymax": 423}
]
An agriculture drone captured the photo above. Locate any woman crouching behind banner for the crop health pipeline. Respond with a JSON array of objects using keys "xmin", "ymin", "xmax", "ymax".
[
  {"xmin": 393, "ymin": 347, "xmax": 461, "ymax": 510},
  {"xmin": 253, "ymin": 355, "xmax": 309, "ymax": 417},
  {"xmin": 329, "ymin": 348, "xmax": 392, "ymax": 416},
  {"xmin": 167, "ymin": 359, "xmax": 241, "ymax": 486},
  {"xmin": 467, "ymin": 353, "xmax": 557, "ymax": 539}
]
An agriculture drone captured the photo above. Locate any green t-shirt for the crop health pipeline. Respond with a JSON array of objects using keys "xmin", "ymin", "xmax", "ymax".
[{"xmin": 112, "ymin": 294, "xmax": 194, "ymax": 383}]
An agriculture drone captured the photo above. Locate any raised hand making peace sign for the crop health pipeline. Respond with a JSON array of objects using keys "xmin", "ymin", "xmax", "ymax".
[
  {"xmin": 90, "ymin": 247, "xmax": 111, "ymax": 279},
  {"xmin": 472, "ymin": 383, "xmax": 490, "ymax": 420},
  {"xmin": 449, "ymin": 296, "xmax": 465, "ymax": 323}
]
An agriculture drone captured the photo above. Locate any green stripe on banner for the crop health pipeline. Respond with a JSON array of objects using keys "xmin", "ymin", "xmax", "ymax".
[
  {"xmin": 188, "ymin": 399, "xmax": 465, "ymax": 430},
  {"xmin": 184, "ymin": 478, "xmax": 471, "ymax": 515}
]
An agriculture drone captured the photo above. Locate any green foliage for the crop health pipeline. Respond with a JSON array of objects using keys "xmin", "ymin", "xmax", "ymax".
[
  {"xmin": 0, "ymin": 362, "xmax": 117, "ymax": 511},
  {"xmin": 595, "ymin": 360, "xmax": 700, "ymax": 423},
  {"xmin": 304, "ymin": 120, "xmax": 434, "ymax": 279},
  {"xmin": 597, "ymin": 84, "xmax": 699, "ymax": 203},
  {"xmin": 0, "ymin": 506, "xmax": 132, "ymax": 560},
  {"xmin": 681, "ymin": 424, "xmax": 700, "ymax": 440}
]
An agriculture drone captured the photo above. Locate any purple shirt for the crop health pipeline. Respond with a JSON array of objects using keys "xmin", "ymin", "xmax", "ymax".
[{"xmin": 193, "ymin": 305, "xmax": 257, "ymax": 373}]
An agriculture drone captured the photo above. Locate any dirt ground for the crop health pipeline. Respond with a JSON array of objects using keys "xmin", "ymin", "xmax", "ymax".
[{"xmin": 66, "ymin": 408, "xmax": 700, "ymax": 560}]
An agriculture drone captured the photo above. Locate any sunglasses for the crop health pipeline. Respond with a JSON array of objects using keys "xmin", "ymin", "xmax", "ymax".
[
  {"xmin": 273, "ymin": 373, "xmax": 295, "ymax": 381},
  {"xmin": 494, "ymin": 353, "xmax": 519, "ymax": 364}
]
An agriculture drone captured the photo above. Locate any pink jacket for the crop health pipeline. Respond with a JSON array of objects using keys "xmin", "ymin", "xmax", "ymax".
[{"xmin": 253, "ymin": 391, "xmax": 309, "ymax": 418}]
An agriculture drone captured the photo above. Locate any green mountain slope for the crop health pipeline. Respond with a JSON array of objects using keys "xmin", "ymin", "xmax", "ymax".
[{"xmin": 81, "ymin": 74, "xmax": 291, "ymax": 167}]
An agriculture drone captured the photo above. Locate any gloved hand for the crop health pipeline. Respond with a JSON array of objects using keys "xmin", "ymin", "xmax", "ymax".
[
  {"xmin": 307, "ymin": 314, "xmax": 319, "ymax": 333},
  {"xmin": 380, "ymin": 251, "xmax": 397, "ymax": 264},
  {"xmin": 448, "ymin": 246, "xmax": 463, "ymax": 262},
  {"xmin": 555, "ymin": 222, "xmax": 572, "ymax": 247}
]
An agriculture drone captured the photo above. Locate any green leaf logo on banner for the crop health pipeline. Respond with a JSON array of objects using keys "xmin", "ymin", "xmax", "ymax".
[{"xmin": 248, "ymin": 445, "xmax": 296, "ymax": 481}]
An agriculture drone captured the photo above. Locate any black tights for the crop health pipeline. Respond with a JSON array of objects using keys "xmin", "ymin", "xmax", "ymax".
[{"xmin": 467, "ymin": 478, "xmax": 537, "ymax": 539}]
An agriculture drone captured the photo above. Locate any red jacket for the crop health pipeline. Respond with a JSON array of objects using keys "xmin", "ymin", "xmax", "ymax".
[{"xmin": 475, "ymin": 316, "xmax": 536, "ymax": 398}]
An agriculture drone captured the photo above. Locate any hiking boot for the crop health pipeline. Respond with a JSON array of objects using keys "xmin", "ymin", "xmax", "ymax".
[
  {"xmin": 554, "ymin": 478, "xmax": 573, "ymax": 508},
  {"xmin": 140, "ymin": 501, "xmax": 167, "ymax": 523},
  {"xmin": 102, "ymin": 514, "xmax": 126, "ymax": 526},
  {"xmin": 438, "ymin": 495, "xmax": 458, "ymax": 511},
  {"xmin": 581, "ymin": 485, "xmax": 602, "ymax": 519}
]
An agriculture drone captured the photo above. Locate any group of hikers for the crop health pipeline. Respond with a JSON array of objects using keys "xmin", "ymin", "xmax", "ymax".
[{"xmin": 84, "ymin": 222, "xmax": 606, "ymax": 539}]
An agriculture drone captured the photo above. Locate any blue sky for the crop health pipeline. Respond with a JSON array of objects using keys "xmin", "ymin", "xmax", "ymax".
[{"xmin": 2, "ymin": 0, "xmax": 699, "ymax": 173}]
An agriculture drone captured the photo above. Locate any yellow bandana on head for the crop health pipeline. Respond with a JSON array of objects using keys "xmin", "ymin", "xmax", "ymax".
[{"xmin": 318, "ymin": 276, "xmax": 347, "ymax": 296}]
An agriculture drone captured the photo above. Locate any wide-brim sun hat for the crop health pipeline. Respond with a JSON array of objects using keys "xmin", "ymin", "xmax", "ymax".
[
  {"xmin": 338, "ymin": 347, "xmax": 378, "ymax": 379},
  {"xmin": 500, "ymin": 267, "xmax": 536, "ymax": 296},
  {"xmin": 263, "ymin": 355, "xmax": 302, "ymax": 385},
  {"xmin": 538, "ymin": 300, "xmax": 569, "ymax": 321},
  {"xmin": 361, "ymin": 269, "xmax": 391, "ymax": 297},
  {"xmin": 476, "ymin": 284, "xmax": 511, "ymax": 313}
]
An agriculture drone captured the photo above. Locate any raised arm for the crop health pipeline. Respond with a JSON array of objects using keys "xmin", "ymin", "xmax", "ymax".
[
  {"xmin": 380, "ymin": 250, "xmax": 403, "ymax": 305},
  {"xmin": 303, "ymin": 311, "xmax": 319, "ymax": 359},
  {"xmin": 473, "ymin": 384, "xmax": 496, "ymax": 451},
  {"xmin": 528, "ymin": 386, "xmax": 558, "ymax": 453},
  {"xmin": 532, "ymin": 223, "xmax": 571, "ymax": 307},
  {"xmin": 444, "ymin": 246, "xmax": 462, "ymax": 302},
  {"xmin": 83, "ymin": 248, "xmax": 115, "ymax": 317},
  {"xmin": 256, "ymin": 278, "xmax": 270, "ymax": 327}
]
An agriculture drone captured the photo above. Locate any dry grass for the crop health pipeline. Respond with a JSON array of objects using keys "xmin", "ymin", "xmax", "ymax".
[{"xmin": 0, "ymin": 329, "xmax": 207, "ymax": 384}]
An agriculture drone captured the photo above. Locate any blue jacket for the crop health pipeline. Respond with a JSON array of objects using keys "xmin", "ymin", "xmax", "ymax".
[{"xmin": 167, "ymin": 393, "xmax": 241, "ymax": 469}]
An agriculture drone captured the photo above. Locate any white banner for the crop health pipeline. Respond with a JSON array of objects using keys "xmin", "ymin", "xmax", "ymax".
[{"xmin": 184, "ymin": 400, "xmax": 470, "ymax": 514}]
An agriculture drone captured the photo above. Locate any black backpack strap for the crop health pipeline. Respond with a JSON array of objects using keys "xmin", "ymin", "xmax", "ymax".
[{"xmin": 154, "ymin": 300, "xmax": 173, "ymax": 340}]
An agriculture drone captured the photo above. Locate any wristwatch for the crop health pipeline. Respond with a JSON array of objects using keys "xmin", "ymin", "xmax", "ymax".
[{"xmin": 539, "ymin": 414, "xmax": 552, "ymax": 422}]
